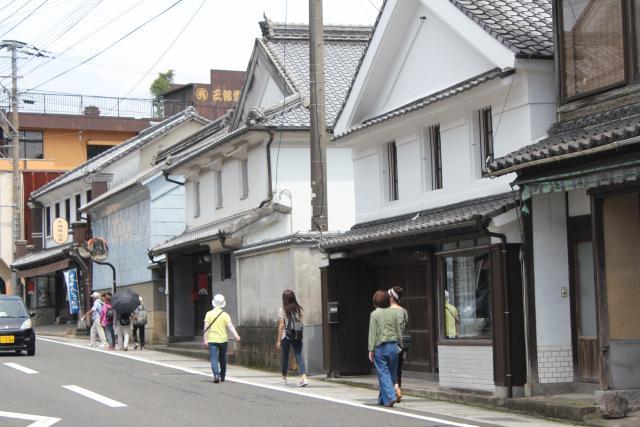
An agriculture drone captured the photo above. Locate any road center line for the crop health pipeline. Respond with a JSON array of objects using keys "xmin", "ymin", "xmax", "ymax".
[
  {"xmin": 41, "ymin": 337, "xmax": 476, "ymax": 426},
  {"xmin": 62, "ymin": 385, "xmax": 127, "ymax": 408},
  {"xmin": 4, "ymin": 362, "xmax": 39, "ymax": 374}
]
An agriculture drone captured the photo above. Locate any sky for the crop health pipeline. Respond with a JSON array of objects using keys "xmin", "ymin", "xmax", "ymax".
[{"xmin": 0, "ymin": 0, "xmax": 382, "ymax": 100}]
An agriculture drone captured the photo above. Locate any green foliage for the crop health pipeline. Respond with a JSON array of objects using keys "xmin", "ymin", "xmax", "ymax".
[{"xmin": 149, "ymin": 69, "xmax": 175, "ymax": 98}]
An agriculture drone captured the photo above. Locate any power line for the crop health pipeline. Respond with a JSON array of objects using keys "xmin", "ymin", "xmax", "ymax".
[
  {"xmin": 0, "ymin": 0, "xmax": 49, "ymax": 39},
  {"xmin": 25, "ymin": 0, "xmax": 183, "ymax": 92},
  {"xmin": 0, "ymin": 0, "xmax": 35, "ymax": 28},
  {"xmin": 117, "ymin": 0, "xmax": 205, "ymax": 101}
]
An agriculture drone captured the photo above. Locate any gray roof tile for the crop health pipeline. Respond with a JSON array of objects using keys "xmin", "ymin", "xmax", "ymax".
[
  {"xmin": 450, "ymin": 0, "xmax": 553, "ymax": 57},
  {"xmin": 12, "ymin": 243, "xmax": 72, "ymax": 270},
  {"xmin": 488, "ymin": 103, "xmax": 640, "ymax": 174},
  {"xmin": 321, "ymin": 192, "xmax": 516, "ymax": 249}
]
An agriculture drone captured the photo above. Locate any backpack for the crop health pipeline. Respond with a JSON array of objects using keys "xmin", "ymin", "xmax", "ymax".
[
  {"xmin": 118, "ymin": 313, "xmax": 130, "ymax": 326},
  {"xmin": 285, "ymin": 313, "xmax": 303, "ymax": 343},
  {"xmin": 134, "ymin": 308, "xmax": 147, "ymax": 326},
  {"xmin": 106, "ymin": 307, "xmax": 114, "ymax": 322}
]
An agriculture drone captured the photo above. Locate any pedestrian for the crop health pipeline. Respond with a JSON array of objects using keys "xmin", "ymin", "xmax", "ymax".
[
  {"xmin": 82, "ymin": 291, "xmax": 107, "ymax": 347},
  {"xmin": 115, "ymin": 311, "xmax": 131, "ymax": 351},
  {"xmin": 132, "ymin": 296, "xmax": 146, "ymax": 350},
  {"xmin": 368, "ymin": 290, "xmax": 402, "ymax": 407},
  {"xmin": 100, "ymin": 293, "xmax": 115, "ymax": 350},
  {"xmin": 202, "ymin": 294, "xmax": 241, "ymax": 383},
  {"xmin": 276, "ymin": 289, "xmax": 308, "ymax": 387},
  {"xmin": 388, "ymin": 286, "xmax": 409, "ymax": 402}
]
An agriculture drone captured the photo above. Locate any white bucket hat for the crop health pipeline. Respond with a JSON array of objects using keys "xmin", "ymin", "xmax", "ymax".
[
  {"xmin": 91, "ymin": 291, "xmax": 100, "ymax": 299},
  {"xmin": 212, "ymin": 294, "xmax": 226, "ymax": 308}
]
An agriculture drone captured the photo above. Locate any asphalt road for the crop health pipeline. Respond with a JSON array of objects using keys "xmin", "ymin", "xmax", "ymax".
[{"xmin": 0, "ymin": 338, "xmax": 490, "ymax": 427}]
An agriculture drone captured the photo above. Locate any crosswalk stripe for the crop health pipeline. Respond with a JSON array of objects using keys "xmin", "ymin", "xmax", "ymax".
[
  {"xmin": 4, "ymin": 362, "xmax": 39, "ymax": 374},
  {"xmin": 62, "ymin": 385, "xmax": 127, "ymax": 408}
]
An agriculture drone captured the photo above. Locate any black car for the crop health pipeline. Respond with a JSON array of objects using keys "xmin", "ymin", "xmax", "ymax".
[{"xmin": 0, "ymin": 295, "xmax": 36, "ymax": 356}]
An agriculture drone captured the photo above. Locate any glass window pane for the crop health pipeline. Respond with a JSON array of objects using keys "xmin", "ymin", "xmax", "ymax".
[
  {"xmin": 443, "ymin": 253, "xmax": 492, "ymax": 339},
  {"xmin": 576, "ymin": 241, "xmax": 597, "ymax": 337},
  {"xmin": 636, "ymin": 0, "xmax": 640, "ymax": 75},
  {"xmin": 562, "ymin": 0, "xmax": 625, "ymax": 97}
]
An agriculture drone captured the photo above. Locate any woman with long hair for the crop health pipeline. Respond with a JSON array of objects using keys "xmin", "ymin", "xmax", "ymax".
[
  {"xmin": 388, "ymin": 286, "xmax": 409, "ymax": 402},
  {"xmin": 276, "ymin": 289, "xmax": 308, "ymax": 387},
  {"xmin": 368, "ymin": 290, "xmax": 402, "ymax": 407}
]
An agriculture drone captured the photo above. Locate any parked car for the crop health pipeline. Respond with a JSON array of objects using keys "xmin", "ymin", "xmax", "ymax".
[{"xmin": 0, "ymin": 295, "xmax": 36, "ymax": 356}]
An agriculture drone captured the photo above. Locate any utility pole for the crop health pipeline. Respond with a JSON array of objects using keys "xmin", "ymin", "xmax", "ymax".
[{"xmin": 309, "ymin": 0, "xmax": 328, "ymax": 232}]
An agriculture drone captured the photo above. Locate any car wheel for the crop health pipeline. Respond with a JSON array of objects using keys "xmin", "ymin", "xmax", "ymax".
[
  {"xmin": 27, "ymin": 346, "xmax": 35, "ymax": 356},
  {"xmin": 15, "ymin": 350, "xmax": 22, "ymax": 355}
]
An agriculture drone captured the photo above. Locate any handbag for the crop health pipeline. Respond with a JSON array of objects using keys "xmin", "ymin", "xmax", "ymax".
[{"xmin": 401, "ymin": 309, "xmax": 411, "ymax": 351}]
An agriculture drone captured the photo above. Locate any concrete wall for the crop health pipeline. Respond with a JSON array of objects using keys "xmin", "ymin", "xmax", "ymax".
[
  {"xmin": 438, "ymin": 345, "xmax": 495, "ymax": 392},
  {"xmin": 236, "ymin": 246, "xmax": 323, "ymax": 373},
  {"xmin": 211, "ymin": 252, "xmax": 238, "ymax": 324},
  {"xmin": 531, "ymin": 192, "xmax": 573, "ymax": 383},
  {"xmin": 92, "ymin": 197, "xmax": 151, "ymax": 289},
  {"xmin": 0, "ymin": 172, "xmax": 13, "ymax": 290}
]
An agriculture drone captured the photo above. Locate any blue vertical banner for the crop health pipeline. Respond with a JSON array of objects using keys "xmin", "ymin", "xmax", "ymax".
[{"xmin": 63, "ymin": 269, "xmax": 80, "ymax": 315}]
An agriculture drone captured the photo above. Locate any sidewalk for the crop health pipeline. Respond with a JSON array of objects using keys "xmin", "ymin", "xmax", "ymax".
[{"xmin": 37, "ymin": 324, "xmax": 639, "ymax": 426}]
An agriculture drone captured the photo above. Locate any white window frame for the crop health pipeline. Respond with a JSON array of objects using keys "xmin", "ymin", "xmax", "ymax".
[
  {"xmin": 45, "ymin": 205, "xmax": 52, "ymax": 237},
  {"xmin": 74, "ymin": 193, "xmax": 82, "ymax": 222},
  {"xmin": 215, "ymin": 170, "xmax": 223, "ymax": 209},
  {"xmin": 240, "ymin": 159, "xmax": 249, "ymax": 199},
  {"xmin": 381, "ymin": 140, "xmax": 399, "ymax": 202},
  {"xmin": 194, "ymin": 181, "xmax": 201, "ymax": 218},
  {"xmin": 422, "ymin": 124, "xmax": 443, "ymax": 192}
]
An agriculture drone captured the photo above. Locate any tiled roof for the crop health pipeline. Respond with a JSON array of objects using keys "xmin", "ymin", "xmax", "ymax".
[
  {"xmin": 334, "ymin": 68, "xmax": 510, "ymax": 140},
  {"xmin": 150, "ymin": 203, "xmax": 290, "ymax": 255},
  {"xmin": 259, "ymin": 20, "xmax": 370, "ymax": 128},
  {"xmin": 12, "ymin": 243, "xmax": 72, "ymax": 269},
  {"xmin": 488, "ymin": 103, "xmax": 640, "ymax": 175},
  {"xmin": 234, "ymin": 232, "xmax": 326, "ymax": 256},
  {"xmin": 321, "ymin": 192, "xmax": 516, "ymax": 249},
  {"xmin": 31, "ymin": 107, "xmax": 209, "ymax": 199},
  {"xmin": 259, "ymin": 19, "xmax": 371, "ymax": 42},
  {"xmin": 450, "ymin": 0, "xmax": 553, "ymax": 57}
]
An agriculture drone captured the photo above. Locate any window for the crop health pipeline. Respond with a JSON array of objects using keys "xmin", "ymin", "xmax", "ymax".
[
  {"xmin": 383, "ymin": 141, "xmax": 399, "ymax": 201},
  {"xmin": 75, "ymin": 194, "xmax": 82, "ymax": 221},
  {"xmin": 424, "ymin": 125, "xmax": 443, "ymax": 190},
  {"xmin": 221, "ymin": 253, "xmax": 232, "ymax": 280},
  {"xmin": 194, "ymin": 181, "xmax": 201, "ymax": 217},
  {"xmin": 240, "ymin": 159, "xmax": 249, "ymax": 199},
  {"xmin": 86, "ymin": 189, "xmax": 92, "ymax": 203},
  {"xmin": 215, "ymin": 170, "xmax": 223, "ymax": 208},
  {"xmin": 558, "ymin": 0, "xmax": 640, "ymax": 99},
  {"xmin": 477, "ymin": 107, "xmax": 493, "ymax": 174},
  {"xmin": 54, "ymin": 202, "xmax": 60, "ymax": 219},
  {"xmin": 45, "ymin": 206, "xmax": 51, "ymax": 236},
  {"xmin": 18, "ymin": 131, "xmax": 43, "ymax": 159},
  {"xmin": 87, "ymin": 145, "xmax": 111, "ymax": 160},
  {"xmin": 440, "ymin": 251, "xmax": 492, "ymax": 340},
  {"xmin": 64, "ymin": 198, "xmax": 71, "ymax": 224}
]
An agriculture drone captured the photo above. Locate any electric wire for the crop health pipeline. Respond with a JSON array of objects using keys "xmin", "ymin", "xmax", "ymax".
[
  {"xmin": 0, "ymin": 0, "xmax": 49, "ymax": 39},
  {"xmin": 115, "ymin": 0, "xmax": 206, "ymax": 103},
  {"xmin": 273, "ymin": 0, "xmax": 288, "ymax": 194},
  {"xmin": 0, "ymin": 0, "xmax": 35, "ymax": 28},
  {"xmin": 24, "ymin": 0, "xmax": 183, "ymax": 93}
]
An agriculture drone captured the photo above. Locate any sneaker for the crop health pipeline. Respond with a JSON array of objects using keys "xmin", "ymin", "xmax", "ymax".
[
  {"xmin": 280, "ymin": 378, "xmax": 287, "ymax": 385},
  {"xmin": 220, "ymin": 377, "xmax": 225, "ymax": 382},
  {"xmin": 123, "ymin": 347, "xmax": 128, "ymax": 351},
  {"xmin": 134, "ymin": 344, "xmax": 139, "ymax": 350},
  {"xmin": 214, "ymin": 376, "xmax": 220, "ymax": 384},
  {"xmin": 394, "ymin": 385, "xmax": 402, "ymax": 403},
  {"xmin": 298, "ymin": 378, "xmax": 308, "ymax": 387}
]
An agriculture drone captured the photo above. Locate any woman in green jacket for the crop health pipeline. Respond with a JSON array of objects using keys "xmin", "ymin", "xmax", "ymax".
[{"xmin": 368, "ymin": 290, "xmax": 402, "ymax": 407}]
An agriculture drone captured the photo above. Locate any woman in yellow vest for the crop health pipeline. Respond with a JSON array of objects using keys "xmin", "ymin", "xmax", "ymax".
[{"xmin": 202, "ymin": 294, "xmax": 241, "ymax": 383}]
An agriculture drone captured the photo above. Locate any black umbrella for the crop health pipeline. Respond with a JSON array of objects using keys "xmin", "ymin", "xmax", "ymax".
[{"xmin": 111, "ymin": 288, "xmax": 140, "ymax": 315}]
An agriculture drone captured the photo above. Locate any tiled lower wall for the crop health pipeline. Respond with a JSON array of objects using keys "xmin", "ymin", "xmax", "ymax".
[
  {"xmin": 537, "ymin": 346, "xmax": 573, "ymax": 383},
  {"xmin": 438, "ymin": 345, "xmax": 495, "ymax": 392}
]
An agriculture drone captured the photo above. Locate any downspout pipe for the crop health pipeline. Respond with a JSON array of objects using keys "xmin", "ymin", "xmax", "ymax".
[
  {"xmin": 487, "ymin": 230, "xmax": 513, "ymax": 399},
  {"xmin": 162, "ymin": 170, "xmax": 186, "ymax": 186},
  {"xmin": 259, "ymin": 130, "xmax": 276, "ymax": 208}
]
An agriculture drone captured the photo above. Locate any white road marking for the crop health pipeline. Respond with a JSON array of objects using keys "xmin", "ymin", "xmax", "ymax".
[
  {"xmin": 62, "ymin": 385, "xmax": 127, "ymax": 408},
  {"xmin": 0, "ymin": 410, "xmax": 60, "ymax": 426},
  {"xmin": 40, "ymin": 337, "xmax": 476, "ymax": 427},
  {"xmin": 4, "ymin": 362, "xmax": 39, "ymax": 374}
]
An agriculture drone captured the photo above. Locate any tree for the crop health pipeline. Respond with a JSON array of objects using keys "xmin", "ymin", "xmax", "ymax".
[{"xmin": 149, "ymin": 69, "xmax": 175, "ymax": 117}]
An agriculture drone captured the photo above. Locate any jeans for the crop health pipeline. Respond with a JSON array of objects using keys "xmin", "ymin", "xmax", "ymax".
[
  {"xmin": 104, "ymin": 324, "xmax": 115, "ymax": 348},
  {"xmin": 208, "ymin": 342, "xmax": 228, "ymax": 379},
  {"xmin": 374, "ymin": 342, "xmax": 399, "ymax": 405},
  {"xmin": 280, "ymin": 337, "xmax": 306, "ymax": 376},
  {"xmin": 133, "ymin": 324, "xmax": 145, "ymax": 347}
]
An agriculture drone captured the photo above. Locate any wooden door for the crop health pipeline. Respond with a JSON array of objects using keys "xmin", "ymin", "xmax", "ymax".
[{"xmin": 569, "ymin": 216, "xmax": 599, "ymax": 382}]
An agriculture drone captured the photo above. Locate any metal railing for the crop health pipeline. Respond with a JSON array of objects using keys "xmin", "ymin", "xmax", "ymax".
[{"xmin": 0, "ymin": 91, "xmax": 222, "ymax": 120}]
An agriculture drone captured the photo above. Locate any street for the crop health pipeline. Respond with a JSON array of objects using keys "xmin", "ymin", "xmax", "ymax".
[{"xmin": 0, "ymin": 336, "xmax": 574, "ymax": 427}]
